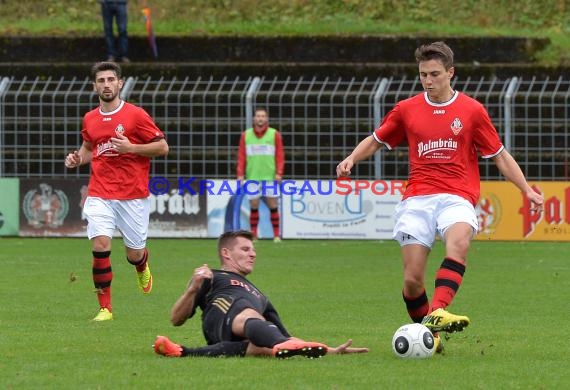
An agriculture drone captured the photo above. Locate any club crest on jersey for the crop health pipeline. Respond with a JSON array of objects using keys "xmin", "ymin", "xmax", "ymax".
[
  {"xmin": 115, "ymin": 124, "xmax": 125, "ymax": 136},
  {"xmin": 451, "ymin": 117, "xmax": 463, "ymax": 135}
]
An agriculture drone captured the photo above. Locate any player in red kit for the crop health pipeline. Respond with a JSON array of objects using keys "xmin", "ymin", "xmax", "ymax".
[
  {"xmin": 336, "ymin": 42, "xmax": 543, "ymax": 352},
  {"xmin": 65, "ymin": 61, "xmax": 169, "ymax": 321}
]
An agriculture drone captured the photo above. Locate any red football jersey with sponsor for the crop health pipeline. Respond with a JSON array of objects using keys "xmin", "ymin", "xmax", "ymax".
[
  {"xmin": 373, "ymin": 92, "xmax": 503, "ymax": 205},
  {"xmin": 81, "ymin": 100, "xmax": 164, "ymax": 200}
]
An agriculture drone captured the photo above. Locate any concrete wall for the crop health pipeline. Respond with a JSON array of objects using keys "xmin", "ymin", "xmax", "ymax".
[{"xmin": 0, "ymin": 35, "xmax": 564, "ymax": 79}]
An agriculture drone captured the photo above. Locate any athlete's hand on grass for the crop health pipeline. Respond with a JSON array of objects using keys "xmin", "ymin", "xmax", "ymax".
[{"xmin": 327, "ymin": 339, "xmax": 369, "ymax": 354}]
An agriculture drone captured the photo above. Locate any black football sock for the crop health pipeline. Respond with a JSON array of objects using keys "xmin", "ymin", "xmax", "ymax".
[
  {"xmin": 243, "ymin": 318, "xmax": 288, "ymax": 348},
  {"xmin": 181, "ymin": 341, "xmax": 249, "ymax": 357}
]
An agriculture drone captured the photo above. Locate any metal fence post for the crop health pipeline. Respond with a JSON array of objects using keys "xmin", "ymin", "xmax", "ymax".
[
  {"xmin": 120, "ymin": 76, "xmax": 136, "ymax": 101},
  {"xmin": 372, "ymin": 78, "xmax": 389, "ymax": 179},
  {"xmin": 504, "ymin": 77, "xmax": 518, "ymax": 152},
  {"xmin": 245, "ymin": 77, "xmax": 261, "ymax": 129},
  {"xmin": 0, "ymin": 77, "xmax": 12, "ymax": 177}
]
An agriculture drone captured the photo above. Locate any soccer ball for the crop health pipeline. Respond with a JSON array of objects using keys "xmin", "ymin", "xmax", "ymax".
[{"xmin": 392, "ymin": 323, "xmax": 435, "ymax": 359}]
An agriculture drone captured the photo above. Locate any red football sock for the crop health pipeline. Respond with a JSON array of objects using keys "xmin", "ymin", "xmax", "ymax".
[
  {"xmin": 431, "ymin": 257, "xmax": 465, "ymax": 311},
  {"xmin": 128, "ymin": 248, "xmax": 148, "ymax": 272},
  {"xmin": 249, "ymin": 208, "xmax": 259, "ymax": 237},
  {"xmin": 92, "ymin": 251, "xmax": 113, "ymax": 311},
  {"xmin": 269, "ymin": 207, "xmax": 280, "ymax": 238}
]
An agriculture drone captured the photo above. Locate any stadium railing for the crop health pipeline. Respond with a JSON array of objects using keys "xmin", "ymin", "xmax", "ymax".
[{"xmin": 0, "ymin": 76, "xmax": 568, "ymax": 181}]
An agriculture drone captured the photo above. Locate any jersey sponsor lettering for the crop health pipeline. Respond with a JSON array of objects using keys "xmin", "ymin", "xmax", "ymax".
[
  {"xmin": 230, "ymin": 278, "xmax": 262, "ymax": 298},
  {"xmin": 417, "ymin": 138, "xmax": 458, "ymax": 159},
  {"xmin": 96, "ymin": 140, "xmax": 118, "ymax": 157},
  {"xmin": 195, "ymin": 270, "xmax": 268, "ymax": 316},
  {"xmin": 246, "ymin": 144, "xmax": 276, "ymax": 156}
]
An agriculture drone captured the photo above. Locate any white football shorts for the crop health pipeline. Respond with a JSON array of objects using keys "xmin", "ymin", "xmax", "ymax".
[
  {"xmin": 83, "ymin": 196, "xmax": 150, "ymax": 249},
  {"xmin": 242, "ymin": 180, "xmax": 280, "ymax": 200},
  {"xmin": 393, "ymin": 194, "xmax": 478, "ymax": 248}
]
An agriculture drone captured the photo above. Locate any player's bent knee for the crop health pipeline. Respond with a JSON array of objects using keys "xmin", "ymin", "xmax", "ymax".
[
  {"xmin": 126, "ymin": 247, "xmax": 146, "ymax": 262},
  {"xmin": 232, "ymin": 308, "xmax": 264, "ymax": 334},
  {"xmin": 403, "ymin": 279, "xmax": 425, "ymax": 296},
  {"xmin": 92, "ymin": 236, "xmax": 111, "ymax": 252}
]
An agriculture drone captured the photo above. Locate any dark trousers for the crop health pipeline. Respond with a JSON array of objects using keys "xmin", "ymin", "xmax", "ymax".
[{"xmin": 101, "ymin": 2, "xmax": 128, "ymax": 58}]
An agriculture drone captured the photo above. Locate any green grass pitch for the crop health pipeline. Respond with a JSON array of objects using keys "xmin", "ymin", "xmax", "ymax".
[{"xmin": 1, "ymin": 237, "xmax": 568, "ymax": 389}]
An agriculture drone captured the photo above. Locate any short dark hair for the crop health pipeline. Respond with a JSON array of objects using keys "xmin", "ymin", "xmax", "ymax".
[
  {"xmin": 414, "ymin": 41, "xmax": 454, "ymax": 70},
  {"xmin": 218, "ymin": 230, "xmax": 254, "ymax": 253},
  {"xmin": 91, "ymin": 61, "xmax": 122, "ymax": 81},
  {"xmin": 254, "ymin": 107, "xmax": 268, "ymax": 116}
]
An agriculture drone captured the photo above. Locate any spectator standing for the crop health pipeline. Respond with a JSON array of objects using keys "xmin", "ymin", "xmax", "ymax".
[
  {"xmin": 236, "ymin": 108, "xmax": 285, "ymax": 242},
  {"xmin": 100, "ymin": 0, "xmax": 130, "ymax": 62}
]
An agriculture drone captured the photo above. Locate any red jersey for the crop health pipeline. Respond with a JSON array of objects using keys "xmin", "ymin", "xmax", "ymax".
[
  {"xmin": 82, "ymin": 100, "xmax": 164, "ymax": 200},
  {"xmin": 373, "ymin": 92, "xmax": 503, "ymax": 206}
]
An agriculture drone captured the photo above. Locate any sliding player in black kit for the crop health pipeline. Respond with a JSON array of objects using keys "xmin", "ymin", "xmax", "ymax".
[{"xmin": 154, "ymin": 230, "xmax": 368, "ymax": 359}]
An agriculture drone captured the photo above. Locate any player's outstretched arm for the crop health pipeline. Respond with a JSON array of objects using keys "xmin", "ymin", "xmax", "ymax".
[
  {"xmin": 337, "ymin": 135, "xmax": 381, "ymax": 177},
  {"xmin": 492, "ymin": 149, "xmax": 543, "ymax": 207},
  {"xmin": 327, "ymin": 339, "xmax": 369, "ymax": 354}
]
